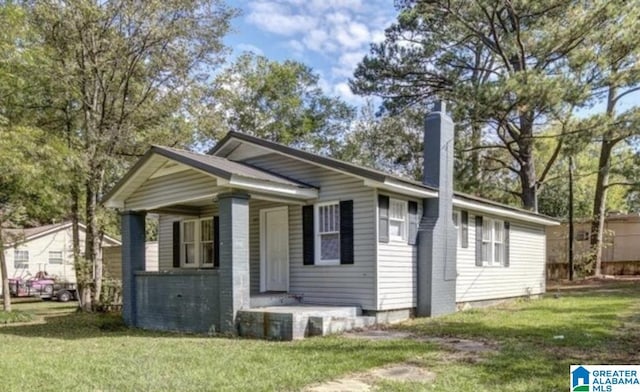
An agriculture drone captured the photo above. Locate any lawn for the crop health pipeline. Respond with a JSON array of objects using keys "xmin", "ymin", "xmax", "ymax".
[{"xmin": 0, "ymin": 281, "xmax": 638, "ymax": 391}]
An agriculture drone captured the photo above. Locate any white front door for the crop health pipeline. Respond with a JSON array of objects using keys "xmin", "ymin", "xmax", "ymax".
[{"xmin": 260, "ymin": 207, "xmax": 289, "ymax": 292}]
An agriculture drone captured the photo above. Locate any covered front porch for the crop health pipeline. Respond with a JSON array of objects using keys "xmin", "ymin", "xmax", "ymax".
[{"xmin": 106, "ymin": 146, "xmax": 319, "ymax": 335}]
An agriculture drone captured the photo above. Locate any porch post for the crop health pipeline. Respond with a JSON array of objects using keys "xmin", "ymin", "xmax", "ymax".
[
  {"xmin": 121, "ymin": 210, "xmax": 146, "ymax": 326},
  {"xmin": 217, "ymin": 192, "xmax": 251, "ymax": 334}
]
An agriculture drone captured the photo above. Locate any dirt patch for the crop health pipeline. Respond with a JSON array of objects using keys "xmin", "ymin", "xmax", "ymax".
[{"xmin": 303, "ymin": 362, "xmax": 436, "ymax": 392}]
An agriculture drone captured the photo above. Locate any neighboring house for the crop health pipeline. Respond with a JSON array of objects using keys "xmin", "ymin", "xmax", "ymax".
[
  {"xmin": 547, "ymin": 214, "xmax": 640, "ymax": 279},
  {"xmin": 2, "ymin": 222, "xmax": 121, "ymax": 289},
  {"xmin": 103, "ymin": 241, "xmax": 159, "ymax": 280},
  {"xmin": 103, "ymin": 102, "xmax": 558, "ymax": 336}
]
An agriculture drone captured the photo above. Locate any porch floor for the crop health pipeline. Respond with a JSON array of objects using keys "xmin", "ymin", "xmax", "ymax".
[{"xmin": 237, "ymin": 305, "xmax": 376, "ymax": 340}]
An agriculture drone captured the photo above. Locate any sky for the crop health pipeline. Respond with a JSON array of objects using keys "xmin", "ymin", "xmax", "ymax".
[{"xmin": 224, "ymin": 0, "xmax": 398, "ymax": 106}]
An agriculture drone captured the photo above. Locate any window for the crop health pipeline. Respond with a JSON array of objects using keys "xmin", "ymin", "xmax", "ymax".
[
  {"xmin": 389, "ymin": 199, "xmax": 407, "ymax": 241},
  {"xmin": 181, "ymin": 218, "xmax": 214, "ymax": 268},
  {"xmin": 200, "ymin": 219, "xmax": 214, "ymax": 267},
  {"xmin": 482, "ymin": 218, "xmax": 504, "ymax": 265},
  {"xmin": 316, "ymin": 202, "xmax": 340, "ymax": 264},
  {"xmin": 452, "ymin": 210, "xmax": 460, "ymax": 246},
  {"xmin": 48, "ymin": 251, "xmax": 63, "ymax": 264},
  {"xmin": 14, "ymin": 250, "xmax": 29, "ymax": 269}
]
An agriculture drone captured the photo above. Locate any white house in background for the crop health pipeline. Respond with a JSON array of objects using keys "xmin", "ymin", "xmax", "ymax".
[{"xmin": 2, "ymin": 222, "xmax": 121, "ymax": 284}]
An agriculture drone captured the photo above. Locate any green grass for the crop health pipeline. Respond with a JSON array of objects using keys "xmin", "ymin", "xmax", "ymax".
[
  {"xmin": 0, "ymin": 282, "xmax": 638, "ymax": 391},
  {"xmin": 0, "ymin": 309, "xmax": 34, "ymax": 324}
]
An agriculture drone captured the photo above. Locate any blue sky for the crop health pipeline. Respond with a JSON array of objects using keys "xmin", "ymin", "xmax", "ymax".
[{"xmin": 224, "ymin": 0, "xmax": 397, "ymax": 106}]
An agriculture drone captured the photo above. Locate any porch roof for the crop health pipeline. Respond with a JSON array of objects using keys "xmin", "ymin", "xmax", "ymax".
[{"xmin": 103, "ymin": 145, "xmax": 318, "ymax": 209}]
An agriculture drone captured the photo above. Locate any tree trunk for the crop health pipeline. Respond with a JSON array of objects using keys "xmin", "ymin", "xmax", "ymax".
[
  {"xmin": 590, "ymin": 139, "xmax": 614, "ymax": 277},
  {"xmin": 85, "ymin": 179, "xmax": 102, "ymax": 308},
  {"xmin": 71, "ymin": 184, "xmax": 92, "ymax": 311},
  {"xmin": 0, "ymin": 229, "xmax": 12, "ymax": 312},
  {"xmin": 518, "ymin": 112, "xmax": 538, "ymax": 212},
  {"xmin": 590, "ymin": 85, "xmax": 618, "ymax": 278}
]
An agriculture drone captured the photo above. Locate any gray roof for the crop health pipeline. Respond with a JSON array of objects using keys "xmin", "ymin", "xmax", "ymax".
[
  {"xmin": 211, "ymin": 131, "xmax": 558, "ymax": 223},
  {"xmin": 153, "ymin": 145, "xmax": 314, "ymax": 188}
]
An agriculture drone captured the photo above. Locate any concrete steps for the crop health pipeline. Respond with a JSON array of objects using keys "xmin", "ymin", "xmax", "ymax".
[{"xmin": 236, "ymin": 305, "xmax": 376, "ymax": 340}]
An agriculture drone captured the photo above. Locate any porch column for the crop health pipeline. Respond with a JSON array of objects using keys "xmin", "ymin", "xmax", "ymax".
[
  {"xmin": 217, "ymin": 192, "xmax": 251, "ymax": 334},
  {"xmin": 121, "ymin": 210, "xmax": 146, "ymax": 326}
]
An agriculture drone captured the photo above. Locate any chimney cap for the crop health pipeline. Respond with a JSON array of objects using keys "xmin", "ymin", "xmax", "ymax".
[{"xmin": 432, "ymin": 100, "xmax": 447, "ymax": 113}]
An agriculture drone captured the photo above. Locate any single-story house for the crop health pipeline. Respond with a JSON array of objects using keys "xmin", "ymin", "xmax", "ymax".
[
  {"xmin": 547, "ymin": 213, "xmax": 640, "ymax": 279},
  {"xmin": 1, "ymin": 222, "xmax": 121, "ymax": 291},
  {"xmin": 103, "ymin": 102, "xmax": 558, "ymax": 337},
  {"xmin": 103, "ymin": 241, "xmax": 159, "ymax": 280}
]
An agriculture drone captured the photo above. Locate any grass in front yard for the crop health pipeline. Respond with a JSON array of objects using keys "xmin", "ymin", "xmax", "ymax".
[
  {"xmin": 0, "ymin": 310, "xmax": 34, "ymax": 324},
  {"xmin": 0, "ymin": 282, "xmax": 638, "ymax": 391}
]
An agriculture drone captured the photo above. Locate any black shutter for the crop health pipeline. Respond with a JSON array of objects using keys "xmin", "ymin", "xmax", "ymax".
[
  {"xmin": 408, "ymin": 201, "xmax": 418, "ymax": 245},
  {"xmin": 340, "ymin": 200, "xmax": 354, "ymax": 264},
  {"xmin": 461, "ymin": 210, "xmax": 469, "ymax": 248},
  {"xmin": 378, "ymin": 195, "xmax": 389, "ymax": 243},
  {"xmin": 213, "ymin": 216, "xmax": 220, "ymax": 268},
  {"xmin": 504, "ymin": 221, "xmax": 510, "ymax": 267},
  {"xmin": 302, "ymin": 205, "xmax": 315, "ymax": 265},
  {"xmin": 172, "ymin": 221, "xmax": 181, "ymax": 268},
  {"xmin": 475, "ymin": 215, "xmax": 483, "ymax": 266}
]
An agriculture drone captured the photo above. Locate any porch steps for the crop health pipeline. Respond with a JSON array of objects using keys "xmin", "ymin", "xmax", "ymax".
[{"xmin": 237, "ymin": 305, "xmax": 376, "ymax": 340}]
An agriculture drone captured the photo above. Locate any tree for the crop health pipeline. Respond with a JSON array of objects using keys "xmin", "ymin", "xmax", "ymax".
[
  {"xmin": 572, "ymin": 1, "xmax": 640, "ymax": 276},
  {"xmin": 28, "ymin": 0, "xmax": 237, "ymax": 310},
  {"xmin": 0, "ymin": 125, "xmax": 70, "ymax": 311},
  {"xmin": 351, "ymin": 0, "xmax": 613, "ymax": 211},
  {"xmin": 211, "ymin": 53, "xmax": 355, "ymax": 154}
]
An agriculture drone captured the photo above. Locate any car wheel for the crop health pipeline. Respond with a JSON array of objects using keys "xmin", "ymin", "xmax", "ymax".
[{"xmin": 57, "ymin": 291, "xmax": 71, "ymax": 302}]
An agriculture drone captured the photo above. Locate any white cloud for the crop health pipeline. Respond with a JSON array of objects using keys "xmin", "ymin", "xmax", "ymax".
[
  {"xmin": 333, "ymin": 82, "xmax": 364, "ymax": 106},
  {"xmin": 242, "ymin": 0, "xmax": 396, "ymax": 104},
  {"xmin": 235, "ymin": 43, "xmax": 264, "ymax": 56},
  {"xmin": 246, "ymin": 1, "xmax": 317, "ymax": 36},
  {"xmin": 331, "ymin": 51, "xmax": 366, "ymax": 78}
]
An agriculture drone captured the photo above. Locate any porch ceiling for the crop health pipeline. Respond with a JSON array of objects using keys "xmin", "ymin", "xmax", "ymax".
[{"xmin": 103, "ymin": 145, "xmax": 318, "ymax": 211}]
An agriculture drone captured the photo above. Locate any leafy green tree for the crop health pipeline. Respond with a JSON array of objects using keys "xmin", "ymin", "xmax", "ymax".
[
  {"xmin": 212, "ymin": 53, "xmax": 355, "ymax": 154},
  {"xmin": 27, "ymin": 0, "xmax": 237, "ymax": 310},
  {"xmin": 351, "ymin": 0, "xmax": 615, "ymax": 211},
  {"xmin": 0, "ymin": 125, "xmax": 70, "ymax": 311}
]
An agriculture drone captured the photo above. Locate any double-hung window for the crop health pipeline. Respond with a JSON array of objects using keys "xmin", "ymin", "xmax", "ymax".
[
  {"xmin": 14, "ymin": 250, "xmax": 29, "ymax": 269},
  {"xmin": 181, "ymin": 218, "xmax": 214, "ymax": 268},
  {"xmin": 452, "ymin": 210, "xmax": 460, "ymax": 246},
  {"xmin": 48, "ymin": 251, "xmax": 63, "ymax": 264},
  {"xmin": 481, "ymin": 218, "xmax": 505, "ymax": 265},
  {"xmin": 316, "ymin": 202, "xmax": 340, "ymax": 264},
  {"xmin": 389, "ymin": 199, "xmax": 407, "ymax": 242}
]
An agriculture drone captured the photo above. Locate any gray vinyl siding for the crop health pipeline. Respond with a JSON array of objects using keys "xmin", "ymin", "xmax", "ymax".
[
  {"xmin": 158, "ymin": 200, "xmax": 290, "ymax": 296},
  {"xmin": 243, "ymin": 153, "xmax": 377, "ymax": 310},
  {"xmin": 376, "ymin": 191, "xmax": 420, "ymax": 310},
  {"xmin": 125, "ymin": 170, "xmax": 217, "ymax": 211},
  {"xmin": 456, "ymin": 212, "xmax": 546, "ymax": 302}
]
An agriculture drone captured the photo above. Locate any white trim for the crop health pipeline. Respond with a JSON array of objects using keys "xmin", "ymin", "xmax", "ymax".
[
  {"xmin": 363, "ymin": 179, "xmax": 438, "ymax": 198},
  {"xmin": 180, "ymin": 218, "xmax": 215, "ymax": 269},
  {"xmin": 481, "ymin": 218, "xmax": 504, "ymax": 266},
  {"xmin": 259, "ymin": 206, "xmax": 290, "ymax": 292},
  {"xmin": 314, "ymin": 201, "xmax": 341, "ymax": 265},
  {"xmin": 225, "ymin": 175, "xmax": 318, "ymax": 199},
  {"xmin": 149, "ymin": 161, "xmax": 190, "ymax": 179},
  {"xmin": 452, "ymin": 210, "xmax": 461, "ymax": 247},
  {"xmin": 388, "ymin": 198, "xmax": 408, "ymax": 242},
  {"xmin": 453, "ymin": 198, "xmax": 559, "ymax": 226}
]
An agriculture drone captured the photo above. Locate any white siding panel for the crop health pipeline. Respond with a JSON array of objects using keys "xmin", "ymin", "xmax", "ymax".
[
  {"xmin": 125, "ymin": 170, "xmax": 217, "ymax": 210},
  {"xmin": 377, "ymin": 192, "xmax": 419, "ymax": 310},
  {"xmin": 244, "ymin": 154, "xmax": 377, "ymax": 310},
  {"xmin": 456, "ymin": 214, "xmax": 546, "ymax": 302}
]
